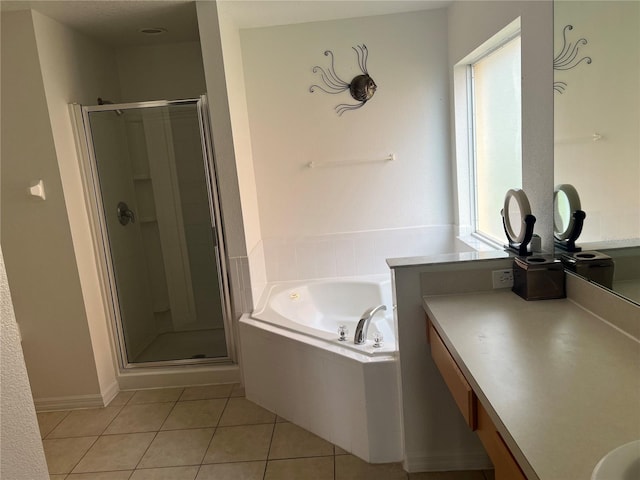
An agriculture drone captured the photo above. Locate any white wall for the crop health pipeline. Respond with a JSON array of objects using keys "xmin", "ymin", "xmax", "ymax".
[
  {"xmin": 0, "ymin": 246, "xmax": 49, "ymax": 480},
  {"xmin": 554, "ymin": 0, "xmax": 640, "ymax": 243},
  {"xmin": 31, "ymin": 8, "xmax": 122, "ymax": 406},
  {"xmin": 1, "ymin": 9, "xmax": 104, "ymax": 406},
  {"xmin": 216, "ymin": 4, "xmax": 266, "ymax": 306},
  {"xmin": 116, "ymin": 41, "xmax": 207, "ymax": 102},
  {"xmin": 197, "ymin": 2, "xmax": 255, "ymax": 320},
  {"xmin": 391, "ymin": 0, "xmax": 554, "ymax": 471},
  {"xmin": 240, "ymin": 9, "xmax": 470, "ymax": 283},
  {"xmin": 448, "ymin": 0, "xmax": 554, "ymax": 252}
]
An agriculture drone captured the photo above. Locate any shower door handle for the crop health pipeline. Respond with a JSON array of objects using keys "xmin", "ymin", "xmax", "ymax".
[{"xmin": 117, "ymin": 201, "xmax": 135, "ymax": 225}]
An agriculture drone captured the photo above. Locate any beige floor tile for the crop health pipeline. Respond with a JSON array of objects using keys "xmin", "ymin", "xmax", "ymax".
[
  {"xmin": 109, "ymin": 391, "xmax": 135, "ymax": 407},
  {"xmin": 161, "ymin": 399, "xmax": 227, "ymax": 430},
  {"xmin": 196, "ymin": 461, "xmax": 266, "ymax": 480},
  {"xmin": 104, "ymin": 402, "xmax": 174, "ymax": 434},
  {"xmin": 230, "ymin": 384, "xmax": 245, "ymax": 397},
  {"xmin": 48, "ymin": 406, "xmax": 122, "ymax": 438},
  {"xmin": 66, "ymin": 471, "xmax": 133, "ymax": 479},
  {"xmin": 48, "ymin": 475, "xmax": 68, "ymax": 480},
  {"xmin": 408, "ymin": 472, "xmax": 486, "ymax": 480},
  {"xmin": 37, "ymin": 411, "xmax": 70, "ymax": 438},
  {"xmin": 129, "ymin": 388, "xmax": 184, "ymax": 404},
  {"xmin": 203, "ymin": 423, "xmax": 273, "ymax": 463},
  {"xmin": 180, "ymin": 384, "xmax": 234, "ymax": 401},
  {"xmin": 275, "ymin": 415, "xmax": 288, "ymax": 423},
  {"xmin": 218, "ymin": 397, "xmax": 275, "ymax": 426},
  {"xmin": 137, "ymin": 428, "xmax": 214, "ymax": 468},
  {"xmin": 269, "ymin": 422, "xmax": 334, "ymax": 460},
  {"xmin": 335, "ymin": 454, "xmax": 407, "ymax": 480},
  {"xmin": 43, "ymin": 436, "xmax": 97, "ymax": 474},
  {"xmin": 264, "ymin": 456, "xmax": 334, "ymax": 480},
  {"xmin": 130, "ymin": 465, "xmax": 200, "ymax": 480},
  {"xmin": 72, "ymin": 432, "xmax": 156, "ymax": 473}
]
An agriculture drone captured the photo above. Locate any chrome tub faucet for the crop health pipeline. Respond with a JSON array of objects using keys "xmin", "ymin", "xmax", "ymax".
[{"xmin": 354, "ymin": 305, "xmax": 387, "ymax": 345}]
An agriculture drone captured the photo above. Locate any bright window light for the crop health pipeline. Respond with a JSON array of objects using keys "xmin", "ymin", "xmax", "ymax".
[
  {"xmin": 453, "ymin": 18, "xmax": 522, "ymax": 248},
  {"xmin": 471, "ymin": 35, "xmax": 522, "ymax": 243}
]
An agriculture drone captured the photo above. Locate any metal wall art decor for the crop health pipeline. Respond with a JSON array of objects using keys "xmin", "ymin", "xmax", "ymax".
[
  {"xmin": 309, "ymin": 44, "xmax": 377, "ymax": 116},
  {"xmin": 554, "ymin": 25, "xmax": 592, "ymax": 94}
]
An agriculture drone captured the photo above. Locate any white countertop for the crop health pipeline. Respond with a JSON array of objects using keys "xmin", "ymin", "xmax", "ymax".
[{"xmin": 423, "ymin": 290, "xmax": 640, "ymax": 480}]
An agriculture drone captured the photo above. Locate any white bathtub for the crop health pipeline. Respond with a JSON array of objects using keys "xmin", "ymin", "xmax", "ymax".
[
  {"xmin": 251, "ymin": 275, "xmax": 396, "ymax": 355},
  {"xmin": 239, "ymin": 275, "xmax": 402, "ymax": 463}
]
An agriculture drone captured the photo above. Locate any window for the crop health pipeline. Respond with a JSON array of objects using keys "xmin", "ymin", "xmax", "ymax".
[{"xmin": 454, "ymin": 19, "xmax": 522, "ymax": 246}]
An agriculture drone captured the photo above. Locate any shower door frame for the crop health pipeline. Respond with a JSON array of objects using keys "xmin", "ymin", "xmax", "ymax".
[{"xmin": 71, "ymin": 96, "xmax": 236, "ymax": 369}]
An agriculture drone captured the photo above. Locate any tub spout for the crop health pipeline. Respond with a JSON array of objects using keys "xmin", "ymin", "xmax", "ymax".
[{"xmin": 354, "ymin": 305, "xmax": 387, "ymax": 345}]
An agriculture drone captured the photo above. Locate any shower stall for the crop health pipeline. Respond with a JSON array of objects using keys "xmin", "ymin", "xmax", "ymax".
[{"xmin": 72, "ymin": 96, "xmax": 234, "ymax": 368}]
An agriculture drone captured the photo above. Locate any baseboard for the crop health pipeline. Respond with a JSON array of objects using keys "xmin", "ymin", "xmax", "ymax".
[
  {"xmin": 34, "ymin": 366, "xmax": 240, "ymax": 411},
  {"xmin": 34, "ymin": 393, "xmax": 107, "ymax": 412},
  {"xmin": 101, "ymin": 380, "xmax": 120, "ymax": 407},
  {"xmin": 403, "ymin": 451, "xmax": 493, "ymax": 473}
]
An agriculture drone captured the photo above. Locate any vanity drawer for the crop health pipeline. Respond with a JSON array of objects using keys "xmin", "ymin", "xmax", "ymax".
[
  {"xmin": 477, "ymin": 401, "xmax": 527, "ymax": 480},
  {"xmin": 428, "ymin": 318, "xmax": 477, "ymax": 430}
]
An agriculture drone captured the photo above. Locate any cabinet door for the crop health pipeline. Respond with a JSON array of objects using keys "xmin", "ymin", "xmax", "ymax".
[
  {"xmin": 476, "ymin": 400, "xmax": 527, "ymax": 480},
  {"xmin": 428, "ymin": 319, "xmax": 477, "ymax": 430}
]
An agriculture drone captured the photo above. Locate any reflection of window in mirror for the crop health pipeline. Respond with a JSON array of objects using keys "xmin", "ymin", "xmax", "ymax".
[
  {"xmin": 554, "ymin": 189, "xmax": 571, "ymax": 235},
  {"xmin": 508, "ymin": 194, "xmax": 523, "ymax": 240},
  {"xmin": 453, "ymin": 18, "xmax": 522, "ymax": 246}
]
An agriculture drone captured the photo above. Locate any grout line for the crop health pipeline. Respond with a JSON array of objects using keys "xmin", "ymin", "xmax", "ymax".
[
  {"xmin": 132, "ymin": 430, "xmax": 159, "ymax": 471},
  {"xmin": 49, "ymin": 392, "xmax": 410, "ymax": 478},
  {"xmin": 156, "ymin": 401, "xmax": 178, "ymax": 432},
  {"xmin": 99, "ymin": 404, "xmax": 126, "ymax": 436},
  {"xmin": 196, "ymin": 393, "xmax": 231, "ymax": 467},
  {"xmin": 40, "ymin": 410, "xmax": 72, "ymax": 440},
  {"xmin": 59, "ymin": 435, "xmax": 100, "ymax": 477},
  {"xmin": 262, "ymin": 413, "xmax": 278, "ymax": 480}
]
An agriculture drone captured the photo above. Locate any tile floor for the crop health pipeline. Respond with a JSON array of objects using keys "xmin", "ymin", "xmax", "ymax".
[{"xmin": 38, "ymin": 384, "xmax": 494, "ymax": 480}]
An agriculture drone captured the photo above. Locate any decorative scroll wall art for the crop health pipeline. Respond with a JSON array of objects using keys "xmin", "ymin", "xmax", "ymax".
[
  {"xmin": 309, "ymin": 44, "xmax": 377, "ymax": 116},
  {"xmin": 554, "ymin": 25, "xmax": 592, "ymax": 94}
]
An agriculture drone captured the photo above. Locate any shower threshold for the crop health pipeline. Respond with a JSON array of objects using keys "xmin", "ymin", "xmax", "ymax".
[{"xmin": 133, "ymin": 328, "xmax": 227, "ymax": 364}]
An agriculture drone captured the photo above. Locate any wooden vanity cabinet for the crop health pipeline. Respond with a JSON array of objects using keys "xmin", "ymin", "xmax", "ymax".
[
  {"xmin": 427, "ymin": 320, "xmax": 476, "ymax": 429},
  {"xmin": 427, "ymin": 316, "xmax": 527, "ymax": 480}
]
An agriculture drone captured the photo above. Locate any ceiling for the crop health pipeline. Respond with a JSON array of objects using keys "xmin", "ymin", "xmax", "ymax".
[{"xmin": 0, "ymin": 0, "xmax": 450, "ymax": 48}]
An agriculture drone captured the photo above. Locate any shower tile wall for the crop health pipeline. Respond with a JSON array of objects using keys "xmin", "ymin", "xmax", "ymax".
[
  {"xmin": 229, "ymin": 256, "xmax": 253, "ymax": 318},
  {"xmin": 260, "ymin": 225, "xmax": 473, "ymax": 284}
]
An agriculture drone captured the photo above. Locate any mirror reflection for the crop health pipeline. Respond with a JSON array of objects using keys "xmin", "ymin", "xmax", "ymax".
[
  {"xmin": 554, "ymin": 0, "xmax": 640, "ymax": 304},
  {"xmin": 553, "ymin": 183, "xmax": 585, "ymax": 252},
  {"xmin": 508, "ymin": 195, "xmax": 523, "ymax": 240},
  {"xmin": 554, "ymin": 190, "xmax": 570, "ymax": 235}
]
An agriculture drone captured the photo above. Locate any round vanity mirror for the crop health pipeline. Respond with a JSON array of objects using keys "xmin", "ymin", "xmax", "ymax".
[
  {"xmin": 503, "ymin": 189, "xmax": 532, "ymax": 244},
  {"xmin": 554, "ymin": 184, "xmax": 581, "ymax": 240}
]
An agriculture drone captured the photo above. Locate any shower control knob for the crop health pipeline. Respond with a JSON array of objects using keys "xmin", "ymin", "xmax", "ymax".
[{"xmin": 117, "ymin": 201, "xmax": 135, "ymax": 225}]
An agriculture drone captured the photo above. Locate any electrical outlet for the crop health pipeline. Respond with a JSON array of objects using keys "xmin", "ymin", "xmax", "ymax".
[{"xmin": 492, "ymin": 269, "xmax": 514, "ymax": 289}]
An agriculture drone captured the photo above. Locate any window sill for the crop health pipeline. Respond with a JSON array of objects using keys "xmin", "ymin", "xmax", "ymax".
[{"xmin": 457, "ymin": 233, "xmax": 504, "ymax": 252}]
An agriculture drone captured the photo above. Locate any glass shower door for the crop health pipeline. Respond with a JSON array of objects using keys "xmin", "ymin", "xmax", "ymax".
[{"xmin": 84, "ymin": 99, "xmax": 230, "ymax": 365}]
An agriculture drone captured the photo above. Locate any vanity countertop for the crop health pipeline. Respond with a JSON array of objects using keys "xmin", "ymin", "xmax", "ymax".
[{"xmin": 423, "ymin": 290, "xmax": 640, "ymax": 480}]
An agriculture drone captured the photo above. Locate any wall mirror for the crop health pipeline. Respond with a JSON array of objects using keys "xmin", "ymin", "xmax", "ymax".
[{"xmin": 554, "ymin": 0, "xmax": 640, "ymax": 305}]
